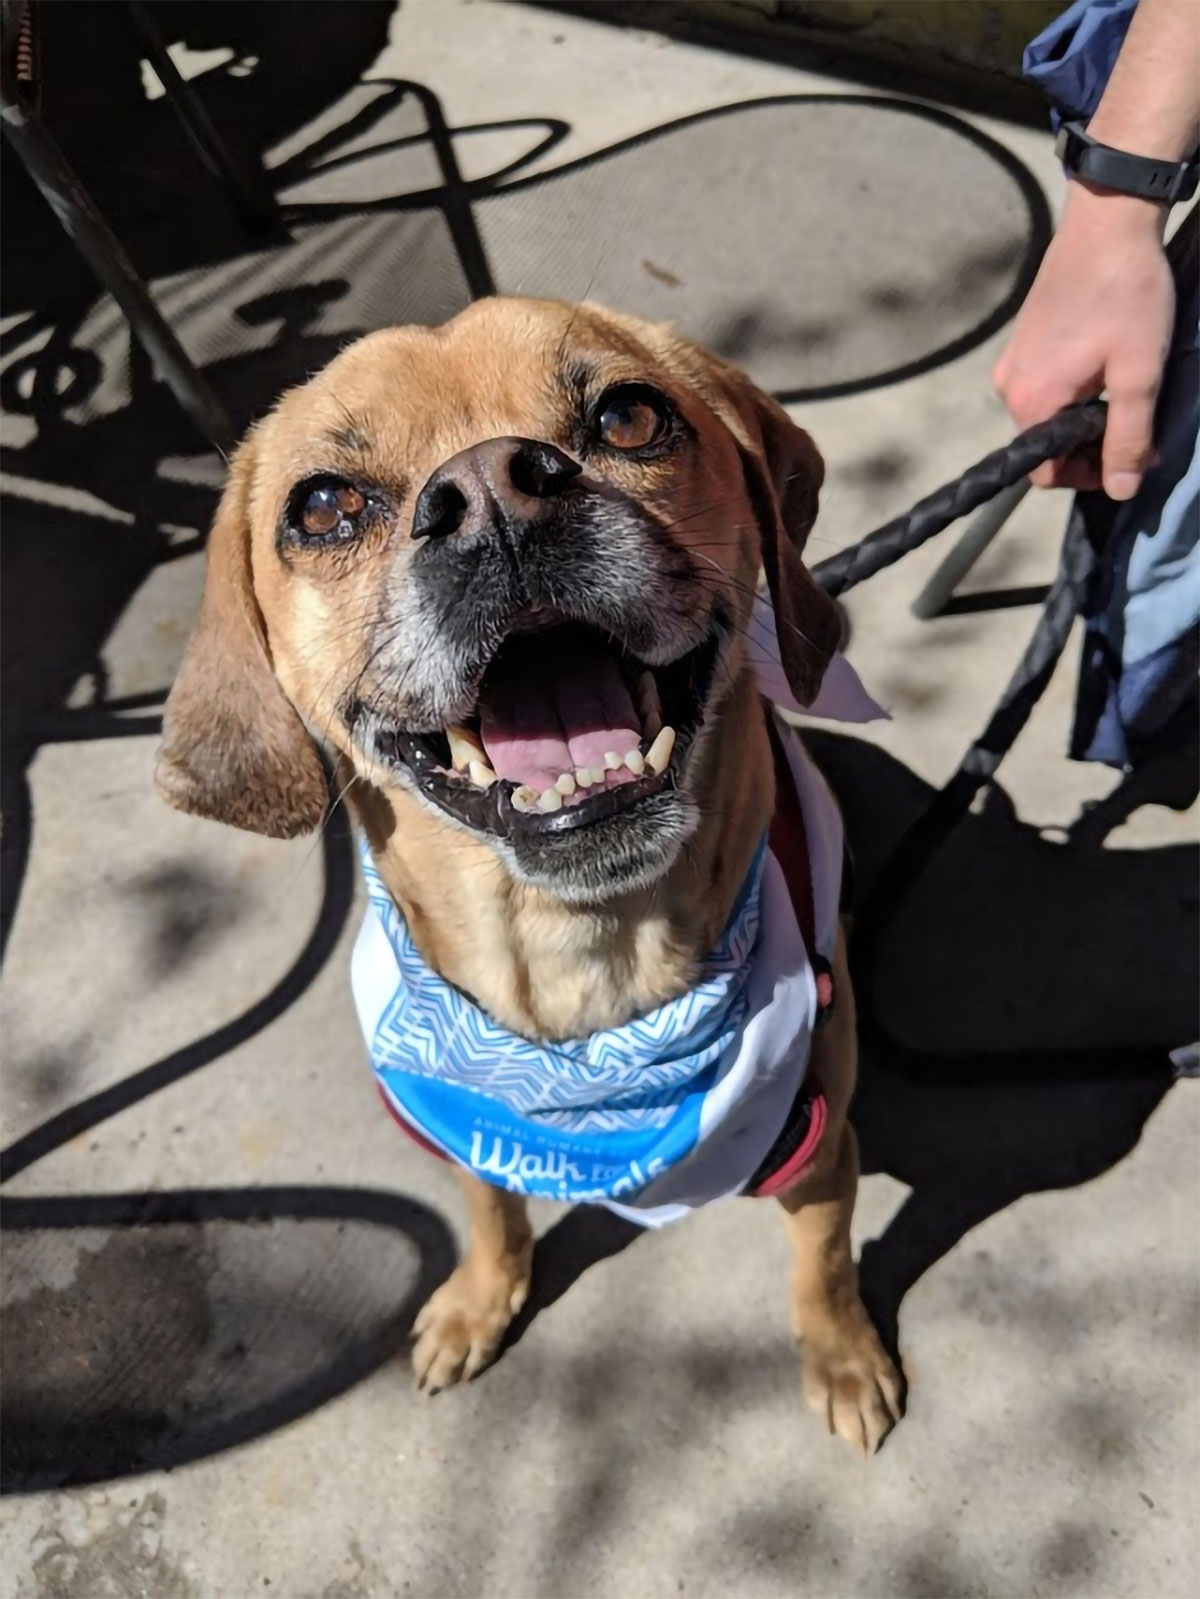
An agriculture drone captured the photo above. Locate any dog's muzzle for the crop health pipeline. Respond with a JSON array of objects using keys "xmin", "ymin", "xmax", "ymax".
[{"xmin": 353, "ymin": 436, "xmax": 726, "ymax": 845}]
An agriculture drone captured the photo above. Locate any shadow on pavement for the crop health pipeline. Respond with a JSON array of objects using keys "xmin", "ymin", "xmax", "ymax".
[
  {"xmin": 1, "ymin": 1185, "xmax": 455, "ymax": 1493},
  {"xmin": 0, "ymin": 0, "xmax": 396, "ymax": 307},
  {"xmin": 813, "ymin": 729, "xmax": 1193, "ymax": 1364},
  {"xmin": 0, "ymin": 808, "xmax": 357, "ymax": 1186}
]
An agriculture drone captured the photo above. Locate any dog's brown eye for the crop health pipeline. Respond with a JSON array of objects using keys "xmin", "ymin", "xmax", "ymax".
[
  {"xmin": 596, "ymin": 387, "xmax": 669, "ymax": 451},
  {"xmin": 297, "ymin": 480, "xmax": 366, "ymax": 539}
]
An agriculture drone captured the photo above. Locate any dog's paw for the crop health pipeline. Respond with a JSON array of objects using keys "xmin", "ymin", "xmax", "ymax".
[
  {"xmin": 800, "ymin": 1317, "xmax": 903, "ymax": 1456},
  {"xmin": 411, "ymin": 1266, "xmax": 530, "ymax": 1393}
]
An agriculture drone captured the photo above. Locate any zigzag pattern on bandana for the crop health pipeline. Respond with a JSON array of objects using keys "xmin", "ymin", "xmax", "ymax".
[{"xmin": 363, "ymin": 843, "xmax": 765, "ymax": 1134}]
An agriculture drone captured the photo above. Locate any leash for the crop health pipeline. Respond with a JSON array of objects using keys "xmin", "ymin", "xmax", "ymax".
[
  {"xmin": 808, "ymin": 400, "xmax": 1110, "ymax": 899},
  {"xmin": 811, "ymin": 398, "xmax": 1107, "ymax": 599},
  {"xmin": 797, "ymin": 398, "xmax": 1167, "ymax": 1076}
]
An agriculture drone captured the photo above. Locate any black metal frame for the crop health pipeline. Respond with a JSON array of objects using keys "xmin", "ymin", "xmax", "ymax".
[
  {"xmin": 0, "ymin": 10, "xmax": 500, "ymax": 762},
  {"xmin": 0, "ymin": 3, "xmax": 498, "ymax": 452},
  {"xmin": 124, "ymin": 0, "xmax": 282, "ymax": 235},
  {"xmin": 1, "ymin": 0, "xmax": 236, "ymax": 447}
]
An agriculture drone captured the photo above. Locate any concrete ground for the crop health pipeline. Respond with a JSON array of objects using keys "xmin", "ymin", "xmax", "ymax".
[{"xmin": 2, "ymin": 3, "xmax": 1197, "ymax": 1596}]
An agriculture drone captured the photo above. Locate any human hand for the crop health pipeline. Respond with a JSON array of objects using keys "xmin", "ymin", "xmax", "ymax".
[{"xmin": 993, "ymin": 183, "xmax": 1174, "ymax": 499}]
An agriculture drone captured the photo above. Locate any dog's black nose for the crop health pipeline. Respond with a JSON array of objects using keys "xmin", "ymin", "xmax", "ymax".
[{"xmin": 411, "ymin": 437, "xmax": 582, "ymax": 541}]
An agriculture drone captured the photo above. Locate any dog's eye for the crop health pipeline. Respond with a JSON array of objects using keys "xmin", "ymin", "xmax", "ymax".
[
  {"xmin": 292, "ymin": 478, "xmax": 367, "ymax": 541},
  {"xmin": 595, "ymin": 386, "xmax": 670, "ymax": 452}
]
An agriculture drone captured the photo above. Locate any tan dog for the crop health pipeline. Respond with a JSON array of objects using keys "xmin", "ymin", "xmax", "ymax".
[{"xmin": 158, "ymin": 297, "xmax": 902, "ymax": 1453}]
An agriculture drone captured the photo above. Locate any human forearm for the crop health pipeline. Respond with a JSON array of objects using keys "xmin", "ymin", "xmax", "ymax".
[
  {"xmin": 1086, "ymin": 0, "xmax": 1200, "ymax": 163},
  {"xmin": 994, "ymin": 0, "xmax": 1196, "ymax": 499}
]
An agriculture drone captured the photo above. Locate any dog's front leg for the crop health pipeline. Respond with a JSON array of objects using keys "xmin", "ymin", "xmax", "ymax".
[
  {"xmin": 412, "ymin": 1172, "xmax": 533, "ymax": 1391},
  {"xmin": 777, "ymin": 929, "xmax": 902, "ymax": 1454},
  {"xmin": 779, "ymin": 1126, "xmax": 902, "ymax": 1454}
]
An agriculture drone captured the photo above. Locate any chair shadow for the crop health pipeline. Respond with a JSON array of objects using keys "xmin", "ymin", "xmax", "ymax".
[
  {"xmin": 494, "ymin": 728, "xmax": 1194, "ymax": 1377},
  {"xmin": 853, "ymin": 1061, "xmax": 1174, "ymax": 1370},
  {"xmin": 0, "ymin": 0, "xmax": 397, "ymax": 307}
]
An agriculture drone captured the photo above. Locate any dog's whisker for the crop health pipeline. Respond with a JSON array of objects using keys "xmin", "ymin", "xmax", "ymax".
[
  {"xmin": 281, "ymin": 764, "xmax": 364, "ymax": 896},
  {"xmin": 685, "ymin": 556, "xmax": 829, "ymax": 656}
]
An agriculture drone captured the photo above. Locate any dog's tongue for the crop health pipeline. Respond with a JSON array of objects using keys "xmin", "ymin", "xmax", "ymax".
[{"xmin": 479, "ymin": 631, "xmax": 641, "ymax": 792}]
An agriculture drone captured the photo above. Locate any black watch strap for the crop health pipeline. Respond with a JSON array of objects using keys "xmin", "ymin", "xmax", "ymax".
[{"xmin": 1056, "ymin": 120, "xmax": 1199, "ymax": 204}]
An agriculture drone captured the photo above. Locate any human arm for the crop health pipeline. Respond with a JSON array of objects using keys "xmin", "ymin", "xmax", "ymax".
[{"xmin": 993, "ymin": 0, "xmax": 1200, "ymax": 499}]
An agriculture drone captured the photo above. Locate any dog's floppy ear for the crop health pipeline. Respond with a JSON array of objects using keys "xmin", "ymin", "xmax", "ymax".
[
  {"xmin": 705, "ymin": 360, "xmax": 842, "ymax": 706},
  {"xmin": 156, "ymin": 438, "xmax": 328, "ymax": 838}
]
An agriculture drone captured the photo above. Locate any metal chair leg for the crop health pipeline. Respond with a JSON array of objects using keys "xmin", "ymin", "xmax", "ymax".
[
  {"xmin": 0, "ymin": 92, "xmax": 234, "ymax": 449},
  {"xmin": 858, "ymin": 502, "xmax": 1095, "ymax": 967},
  {"xmin": 125, "ymin": 0, "xmax": 283, "ymax": 236},
  {"xmin": 911, "ymin": 478, "xmax": 1031, "ymax": 619}
]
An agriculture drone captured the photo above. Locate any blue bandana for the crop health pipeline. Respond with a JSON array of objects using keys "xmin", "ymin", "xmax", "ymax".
[{"xmin": 356, "ymin": 838, "xmax": 769, "ymax": 1206}]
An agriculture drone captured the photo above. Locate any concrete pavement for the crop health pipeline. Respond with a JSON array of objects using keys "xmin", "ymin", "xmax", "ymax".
[{"xmin": 2, "ymin": 4, "xmax": 1196, "ymax": 1595}]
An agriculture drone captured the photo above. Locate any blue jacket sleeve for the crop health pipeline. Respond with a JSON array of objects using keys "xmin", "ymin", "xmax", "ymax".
[{"xmin": 1023, "ymin": 0, "xmax": 1138, "ymax": 125}]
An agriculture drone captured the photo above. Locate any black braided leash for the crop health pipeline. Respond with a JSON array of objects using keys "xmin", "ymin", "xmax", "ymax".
[
  {"xmin": 797, "ymin": 398, "xmax": 1173, "ymax": 1075},
  {"xmin": 811, "ymin": 398, "xmax": 1107, "ymax": 599}
]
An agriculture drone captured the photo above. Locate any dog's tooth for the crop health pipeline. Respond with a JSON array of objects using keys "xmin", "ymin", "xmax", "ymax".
[
  {"xmin": 591, "ymin": 766, "xmax": 608, "ymax": 786},
  {"xmin": 603, "ymin": 751, "xmax": 622, "ymax": 771},
  {"xmin": 447, "ymin": 724, "xmax": 486, "ymax": 771},
  {"xmin": 511, "ymin": 785, "xmax": 538, "ymax": 813},
  {"xmin": 645, "ymin": 725, "xmax": 676, "ymax": 775},
  {"xmin": 556, "ymin": 772, "xmax": 576, "ymax": 797},
  {"xmin": 574, "ymin": 767, "xmax": 593, "ymax": 789},
  {"xmin": 468, "ymin": 759, "xmax": 497, "ymax": 790},
  {"xmin": 623, "ymin": 750, "xmax": 645, "ymax": 776},
  {"xmin": 537, "ymin": 787, "xmax": 563, "ymax": 812}
]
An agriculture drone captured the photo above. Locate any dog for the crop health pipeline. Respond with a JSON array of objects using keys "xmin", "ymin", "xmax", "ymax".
[{"xmin": 157, "ymin": 296, "xmax": 903, "ymax": 1454}]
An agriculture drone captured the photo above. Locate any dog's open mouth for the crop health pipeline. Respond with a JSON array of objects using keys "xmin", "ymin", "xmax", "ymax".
[{"xmin": 367, "ymin": 618, "xmax": 720, "ymax": 839}]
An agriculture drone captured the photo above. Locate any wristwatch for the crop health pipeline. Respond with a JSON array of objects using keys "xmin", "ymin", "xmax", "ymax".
[{"xmin": 1055, "ymin": 120, "xmax": 1199, "ymax": 205}]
